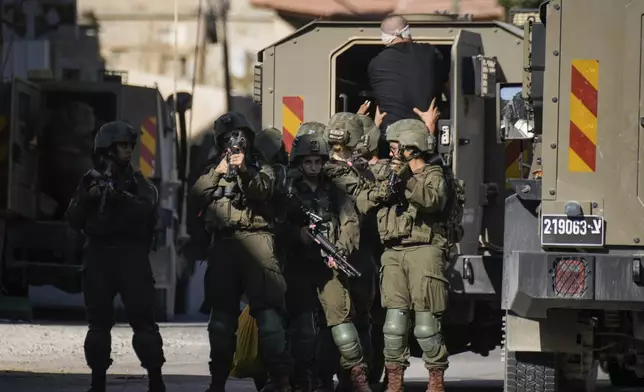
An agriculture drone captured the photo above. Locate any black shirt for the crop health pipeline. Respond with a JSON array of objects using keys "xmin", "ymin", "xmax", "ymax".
[{"xmin": 367, "ymin": 42, "xmax": 449, "ymax": 132}]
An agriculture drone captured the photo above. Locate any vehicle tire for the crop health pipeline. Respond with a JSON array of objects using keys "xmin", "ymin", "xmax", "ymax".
[
  {"xmin": 505, "ymin": 351, "xmax": 557, "ymax": 392},
  {"xmin": 604, "ymin": 359, "xmax": 644, "ymax": 387}
]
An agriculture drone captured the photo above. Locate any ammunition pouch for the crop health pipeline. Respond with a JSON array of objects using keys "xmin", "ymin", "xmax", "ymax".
[{"xmin": 377, "ymin": 205, "xmax": 436, "ymax": 245}]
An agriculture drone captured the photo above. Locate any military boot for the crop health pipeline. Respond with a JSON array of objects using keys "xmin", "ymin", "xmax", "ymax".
[
  {"xmin": 311, "ymin": 375, "xmax": 334, "ymax": 392},
  {"xmin": 384, "ymin": 364, "xmax": 404, "ymax": 392},
  {"xmin": 292, "ymin": 367, "xmax": 312, "ymax": 392},
  {"xmin": 87, "ymin": 370, "xmax": 107, "ymax": 392},
  {"xmin": 349, "ymin": 365, "xmax": 372, "ymax": 392},
  {"xmin": 147, "ymin": 368, "xmax": 166, "ymax": 392},
  {"xmin": 273, "ymin": 375, "xmax": 292, "ymax": 392},
  {"xmin": 426, "ymin": 368, "xmax": 445, "ymax": 392},
  {"xmin": 205, "ymin": 370, "xmax": 228, "ymax": 392}
]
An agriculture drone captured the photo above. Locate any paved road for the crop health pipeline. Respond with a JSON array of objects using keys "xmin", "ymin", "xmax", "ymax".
[{"xmin": 0, "ymin": 321, "xmax": 637, "ymax": 391}]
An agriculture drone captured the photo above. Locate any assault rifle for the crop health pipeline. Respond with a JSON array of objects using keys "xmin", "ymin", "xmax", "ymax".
[
  {"xmin": 88, "ymin": 161, "xmax": 115, "ymax": 215},
  {"xmin": 224, "ymin": 133, "xmax": 246, "ymax": 180},
  {"xmin": 287, "ymin": 191, "xmax": 362, "ymax": 278}
]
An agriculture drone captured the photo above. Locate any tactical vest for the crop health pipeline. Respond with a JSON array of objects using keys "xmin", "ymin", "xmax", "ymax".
[
  {"xmin": 376, "ymin": 164, "xmax": 455, "ymax": 246},
  {"xmin": 203, "ymin": 170, "xmax": 272, "ymax": 232},
  {"xmin": 81, "ymin": 169, "xmax": 158, "ymax": 246}
]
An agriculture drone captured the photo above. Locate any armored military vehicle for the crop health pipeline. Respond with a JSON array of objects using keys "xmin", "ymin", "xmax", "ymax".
[
  {"xmin": 499, "ymin": 0, "xmax": 644, "ymax": 390},
  {"xmin": 255, "ymin": 12, "xmax": 527, "ymax": 384},
  {"xmin": 0, "ymin": 75, "xmax": 190, "ymax": 321},
  {"xmin": 0, "ymin": 7, "xmax": 191, "ymax": 321}
]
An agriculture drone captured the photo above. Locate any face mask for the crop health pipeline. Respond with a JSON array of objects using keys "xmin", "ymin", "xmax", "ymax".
[{"xmin": 381, "ymin": 25, "xmax": 411, "ymax": 44}]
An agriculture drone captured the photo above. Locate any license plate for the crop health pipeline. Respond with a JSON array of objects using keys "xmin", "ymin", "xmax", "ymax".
[{"xmin": 541, "ymin": 214, "xmax": 604, "ymax": 247}]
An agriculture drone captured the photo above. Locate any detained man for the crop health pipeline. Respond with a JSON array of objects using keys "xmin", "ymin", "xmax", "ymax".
[{"xmin": 367, "ymin": 14, "xmax": 450, "ymax": 133}]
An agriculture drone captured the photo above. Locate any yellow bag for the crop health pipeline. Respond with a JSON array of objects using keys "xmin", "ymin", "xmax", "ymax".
[{"xmin": 230, "ymin": 305, "xmax": 266, "ymax": 378}]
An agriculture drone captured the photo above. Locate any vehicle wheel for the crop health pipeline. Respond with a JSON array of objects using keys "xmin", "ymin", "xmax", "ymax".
[
  {"xmin": 605, "ymin": 359, "xmax": 644, "ymax": 387},
  {"xmin": 505, "ymin": 351, "xmax": 557, "ymax": 392}
]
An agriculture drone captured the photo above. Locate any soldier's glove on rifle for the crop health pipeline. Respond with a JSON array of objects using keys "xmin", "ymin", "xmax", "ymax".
[{"xmin": 224, "ymin": 134, "xmax": 246, "ymax": 180}]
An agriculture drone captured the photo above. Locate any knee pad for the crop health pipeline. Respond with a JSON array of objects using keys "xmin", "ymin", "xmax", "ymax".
[
  {"xmin": 84, "ymin": 327, "xmax": 113, "ymax": 370},
  {"xmin": 208, "ymin": 310, "xmax": 238, "ymax": 351},
  {"xmin": 331, "ymin": 323, "xmax": 363, "ymax": 362},
  {"xmin": 382, "ymin": 309, "xmax": 410, "ymax": 358},
  {"xmin": 254, "ymin": 308, "xmax": 287, "ymax": 357},
  {"xmin": 413, "ymin": 311, "xmax": 442, "ymax": 358},
  {"xmin": 132, "ymin": 326, "xmax": 165, "ymax": 369},
  {"xmin": 290, "ymin": 312, "xmax": 317, "ymax": 363}
]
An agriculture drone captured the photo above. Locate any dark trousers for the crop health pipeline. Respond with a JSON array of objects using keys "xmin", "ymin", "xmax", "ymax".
[{"xmin": 82, "ymin": 243, "xmax": 165, "ymax": 371}]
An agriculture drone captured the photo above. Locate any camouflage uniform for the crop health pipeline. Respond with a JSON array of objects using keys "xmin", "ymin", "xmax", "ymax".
[
  {"xmin": 323, "ymin": 113, "xmax": 377, "ymax": 384},
  {"xmin": 256, "ymin": 125, "xmax": 318, "ymax": 392},
  {"xmin": 191, "ymin": 112, "xmax": 293, "ymax": 392},
  {"xmin": 282, "ymin": 131, "xmax": 372, "ymax": 392},
  {"xmin": 65, "ymin": 121, "xmax": 166, "ymax": 392},
  {"xmin": 356, "ymin": 119, "xmax": 450, "ymax": 392}
]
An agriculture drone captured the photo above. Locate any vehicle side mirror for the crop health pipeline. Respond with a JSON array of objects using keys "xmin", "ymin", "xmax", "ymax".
[{"xmin": 496, "ymin": 83, "xmax": 534, "ymax": 142}]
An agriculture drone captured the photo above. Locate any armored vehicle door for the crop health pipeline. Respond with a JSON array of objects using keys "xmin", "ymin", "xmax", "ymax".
[
  {"xmin": 121, "ymin": 86, "xmax": 160, "ymax": 179},
  {"xmin": 6, "ymin": 78, "xmax": 41, "ymax": 219},
  {"xmin": 450, "ymin": 30, "xmax": 484, "ymax": 256}
]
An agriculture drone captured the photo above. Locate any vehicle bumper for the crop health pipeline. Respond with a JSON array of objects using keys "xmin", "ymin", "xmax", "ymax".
[{"xmin": 503, "ymin": 250, "xmax": 644, "ymax": 318}]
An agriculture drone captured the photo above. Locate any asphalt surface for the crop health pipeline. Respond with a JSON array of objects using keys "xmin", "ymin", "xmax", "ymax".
[{"xmin": 0, "ymin": 321, "xmax": 639, "ymax": 392}]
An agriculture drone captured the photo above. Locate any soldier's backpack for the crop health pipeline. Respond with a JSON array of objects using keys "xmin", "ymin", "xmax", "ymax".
[{"xmin": 440, "ymin": 166, "xmax": 466, "ymax": 247}]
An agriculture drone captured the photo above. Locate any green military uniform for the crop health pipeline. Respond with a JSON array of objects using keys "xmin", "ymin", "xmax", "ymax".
[
  {"xmin": 356, "ymin": 119, "xmax": 450, "ymax": 392},
  {"xmin": 323, "ymin": 114, "xmax": 378, "ymax": 381},
  {"xmin": 191, "ymin": 112, "xmax": 292, "ymax": 392},
  {"xmin": 256, "ymin": 124, "xmax": 322, "ymax": 392},
  {"xmin": 282, "ymin": 131, "xmax": 372, "ymax": 392},
  {"xmin": 65, "ymin": 121, "xmax": 166, "ymax": 392}
]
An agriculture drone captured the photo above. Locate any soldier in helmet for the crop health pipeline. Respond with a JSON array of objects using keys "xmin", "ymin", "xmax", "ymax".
[
  {"xmin": 191, "ymin": 112, "xmax": 293, "ymax": 392},
  {"xmin": 321, "ymin": 113, "xmax": 377, "ymax": 391},
  {"xmin": 356, "ymin": 118, "xmax": 451, "ymax": 392},
  {"xmin": 281, "ymin": 130, "xmax": 372, "ymax": 392},
  {"xmin": 65, "ymin": 121, "xmax": 166, "ymax": 392}
]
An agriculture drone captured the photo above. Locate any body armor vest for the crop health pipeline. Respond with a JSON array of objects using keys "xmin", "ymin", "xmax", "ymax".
[{"xmin": 205, "ymin": 161, "xmax": 272, "ymax": 232}]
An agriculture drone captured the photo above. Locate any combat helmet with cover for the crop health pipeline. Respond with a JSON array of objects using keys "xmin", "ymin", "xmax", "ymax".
[
  {"xmin": 94, "ymin": 120, "xmax": 138, "ymax": 154},
  {"xmin": 255, "ymin": 127, "xmax": 287, "ymax": 164},
  {"xmin": 324, "ymin": 112, "xmax": 363, "ymax": 150},
  {"xmin": 388, "ymin": 119, "xmax": 465, "ymax": 247},
  {"xmin": 354, "ymin": 114, "xmax": 380, "ymax": 156},
  {"xmin": 295, "ymin": 121, "xmax": 326, "ymax": 138},
  {"xmin": 289, "ymin": 132, "xmax": 329, "ymax": 166},
  {"xmin": 213, "ymin": 111, "xmax": 255, "ymax": 150},
  {"xmin": 386, "ymin": 119, "xmax": 436, "ymax": 154}
]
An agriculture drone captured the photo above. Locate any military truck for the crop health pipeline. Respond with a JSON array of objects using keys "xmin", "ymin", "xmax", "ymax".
[
  {"xmin": 499, "ymin": 0, "xmax": 644, "ymax": 390},
  {"xmin": 255, "ymin": 13, "xmax": 527, "ymax": 384},
  {"xmin": 0, "ymin": 74, "xmax": 191, "ymax": 321}
]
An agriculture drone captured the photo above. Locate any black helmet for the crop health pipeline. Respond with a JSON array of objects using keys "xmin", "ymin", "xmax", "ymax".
[
  {"xmin": 93, "ymin": 121, "xmax": 138, "ymax": 154},
  {"xmin": 213, "ymin": 111, "xmax": 255, "ymax": 148}
]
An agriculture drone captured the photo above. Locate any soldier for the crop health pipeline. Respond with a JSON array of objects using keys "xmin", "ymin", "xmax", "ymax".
[
  {"xmin": 65, "ymin": 121, "xmax": 166, "ymax": 392},
  {"xmin": 323, "ymin": 113, "xmax": 377, "ymax": 384},
  {"xmin": 357, "ymin": 119, "xmax": 452, "ymax": 392},
  {"xmin": 191, "ymin": 112, "xmax": 292, "ymax": 392},
  {"xmin": 282, "ymin": 131, "xmax": 372, "ymax": 392}
]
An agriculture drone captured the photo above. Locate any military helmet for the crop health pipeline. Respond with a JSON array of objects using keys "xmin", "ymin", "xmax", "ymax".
[
  {"xmin": 254, "ymin": 127, "xmax": 284, "ymax": 162},
  {"xmin": 324, "ymin": 112, "xmax": 363, "ymax": 149},
  {"xmin": 295, "ymin": 121, "xmax": 326, "ymax": 138},
  {"xmin": 388, "ymin": 119, "xmax": 431, "ymax": 151},
  {"xmin": 94, "ymin": 121, "xmax": 138, "ymax": 154},
  {"xmin": 355, "ymin": 114, "xmax": 381, "ymax": 155},
  {"xmin": 289, "ymin": 133, "xmax": 329, "ymax": 165},
  {"xmin": 213, "ymin": 111, "xmax": 255, "ymax": 146}
]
